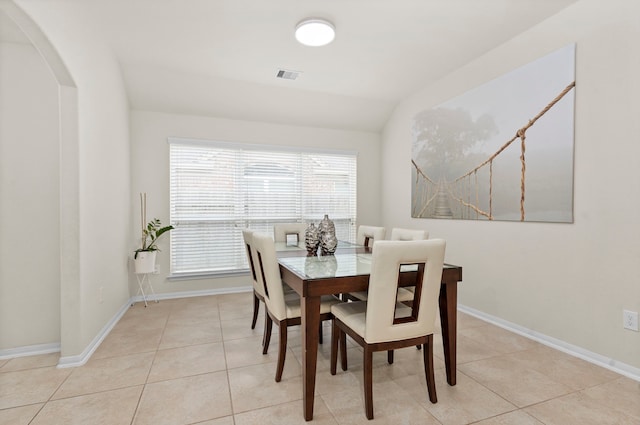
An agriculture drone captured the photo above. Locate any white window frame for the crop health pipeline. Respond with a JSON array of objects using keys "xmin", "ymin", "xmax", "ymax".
[{"xmin": 168, "ymin": 137, "xmax": 357, "ymax": 278}]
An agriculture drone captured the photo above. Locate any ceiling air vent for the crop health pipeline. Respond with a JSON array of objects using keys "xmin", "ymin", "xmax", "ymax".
[{"xmin": 276, "ymin": 69, "xmax": 301, "ymax": 80}]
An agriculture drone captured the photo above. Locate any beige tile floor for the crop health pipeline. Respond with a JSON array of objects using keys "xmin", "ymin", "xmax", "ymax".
[{"xmin": 1, "ymin": 292, "xmax": 639, "ymax": 425}]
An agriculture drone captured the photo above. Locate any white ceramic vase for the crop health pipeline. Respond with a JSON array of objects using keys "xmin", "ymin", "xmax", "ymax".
[{"xmin": 134, "ymin": 251, "xmax": 157, "ymax": 274}]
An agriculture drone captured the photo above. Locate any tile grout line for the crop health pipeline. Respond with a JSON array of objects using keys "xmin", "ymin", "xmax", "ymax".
[
  {"xmin": 218, "ymin": 295, "xmax": 238, "ymax": 425},
  {"xmin": 130, "ymin": 303, "xmax": 171, "ymax": 425}
]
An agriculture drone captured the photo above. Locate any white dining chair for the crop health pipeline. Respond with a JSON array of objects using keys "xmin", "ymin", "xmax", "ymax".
[
  {"xmin": 390, "ymin": 227, "xmax": 429, "ymax": 241},
  {"xmin": 243, "ymin": 229, "xmax": 296, "ymax": 346},
  {"xmin": 253, "ymin": 232, "xmax": 342, "ymax": 382},
  {"xmin": 242, "ymin": 229, "xmax": 264, "ymax": 331},
  {"xmin": 273, "ymin": 222, "xmax": 307, "ymax": 244},
  {"xmin": 344, "ymin": 225, "xmax": 388, "ymax": 301},
  {"xmin": 390, "ymin": 227, "xmax": 429, "ymax": 302},
  {"xmin": 330, "ymin": 239, "xmax": 446, "ymax": 419},
  {"xmin": 349, "ymin": 227, "xmax": 428, "ymax": 303},
  {"xmin": 356, "ymin": 225, "xmax": 386, "ymax": 248}
]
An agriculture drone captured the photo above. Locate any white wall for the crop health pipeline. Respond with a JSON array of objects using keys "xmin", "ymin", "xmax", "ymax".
[
  {"xmin": 14, "ymin": 0, "xmax": 132, "ymax": 360},
  {"xmin": 130, "ymin": 110, "xmax": 381, "ymax": 294},
  {"xmin": 381, "ymin": 0, "xmax": 640, "ymax": 372},
  {"xmin": 0, "ymin": 41, "xmax": 60, "ymax": 351}
]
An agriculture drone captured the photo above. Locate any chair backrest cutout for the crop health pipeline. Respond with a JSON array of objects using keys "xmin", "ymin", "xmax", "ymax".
[
  {"xmin": 242, "ymin": 229, "xmax": 262, "ymax": 296},
  {"xmin": 392, "ymin": 262, "xmax": 426, "ymax": 325},
  {"xmin": 256, "ymin": 251, "xmax": 270, "ymax": 298}
]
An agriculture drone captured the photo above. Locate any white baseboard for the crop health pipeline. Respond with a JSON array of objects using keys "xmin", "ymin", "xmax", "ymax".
[
  {"xmin": 458, "ymin": 304, "xmax": 640, "ymax": 383},
  {"xmin": 129, "ymin": 285, "xmax": 252, "ymax": 304},
  {"xmin": 0, "ymin": 342, "xmax": 60, "ymax": 360},
  {"xmin": 57, "ymin": 301, "xmax": 131, "ymax": 368}
]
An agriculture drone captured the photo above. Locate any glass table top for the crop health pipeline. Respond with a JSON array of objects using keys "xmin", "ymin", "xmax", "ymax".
[
  {"xmin": 276, "ymin": 240, "xmax": 457, "ymax": 280},
  {"xmin": 273, "ymin": 240, "xmax": 360, "ymax": 252},
  {"xmin": 278, "ymin": 253, "xmax": 373, "ymax": 279}
]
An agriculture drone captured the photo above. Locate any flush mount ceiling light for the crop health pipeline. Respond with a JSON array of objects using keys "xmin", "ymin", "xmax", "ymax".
[{"xmin": 295, "ymin": 18, "xmax": 335, "ymax": 47}]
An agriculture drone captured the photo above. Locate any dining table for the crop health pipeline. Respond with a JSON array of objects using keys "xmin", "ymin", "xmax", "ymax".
[{"xmin": 276, "ymin": 241, "xmax": 463, "ymax": 421}]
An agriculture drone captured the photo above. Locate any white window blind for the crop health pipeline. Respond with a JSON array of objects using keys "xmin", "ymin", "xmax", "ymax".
[{"xmin": 169, "ymin": 138, "xmax": 357, "ymax": 277}]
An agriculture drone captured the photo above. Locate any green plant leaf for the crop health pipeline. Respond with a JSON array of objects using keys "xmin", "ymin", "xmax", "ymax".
[
  {"xmin": 135, "ymin": 219, "xmax": 174, "ymax": 255},
  {"xmin": 154, "ymin": 225, "xmax": 174, "ymax": 239}
]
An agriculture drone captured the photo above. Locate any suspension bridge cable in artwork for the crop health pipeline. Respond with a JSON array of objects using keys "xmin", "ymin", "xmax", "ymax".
[{"xmin": 412, "ymin": 81, "xmax": 575, "ymax": 221}]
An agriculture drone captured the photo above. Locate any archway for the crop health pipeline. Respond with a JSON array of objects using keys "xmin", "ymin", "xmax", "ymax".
[{"xmin": 0, "ymin": 0, "xmax": 80, "ymax": 362}]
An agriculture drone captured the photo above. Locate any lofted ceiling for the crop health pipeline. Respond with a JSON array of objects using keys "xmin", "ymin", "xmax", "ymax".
[{"xmin": 3, "ymin": 0, "xmax": 579, "ymax": 132}]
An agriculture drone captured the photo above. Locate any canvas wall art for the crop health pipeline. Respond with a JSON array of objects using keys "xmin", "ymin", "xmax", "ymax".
[{"xmin": 411, "ymin": 44, "xmax": 576, "ymax": 223}]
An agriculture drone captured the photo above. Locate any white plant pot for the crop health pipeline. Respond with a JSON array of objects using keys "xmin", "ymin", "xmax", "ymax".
[{"xmin": 134, "ymin": 251, "xmax": 157, "ymax": 274}]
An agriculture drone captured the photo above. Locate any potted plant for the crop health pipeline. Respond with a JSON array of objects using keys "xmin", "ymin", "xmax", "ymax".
[{"xmin": 134, "ymin": 193, "xmax": 174, "ymax": 274}]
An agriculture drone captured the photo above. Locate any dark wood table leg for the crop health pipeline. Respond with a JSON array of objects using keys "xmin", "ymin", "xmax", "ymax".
[
  {"xmin": 301, "ymin": 294, "xmax": 321, "ymax": 421},
  {"xmin": 439, "ymin": 280, "xmax": 457, "ymax": 386}
]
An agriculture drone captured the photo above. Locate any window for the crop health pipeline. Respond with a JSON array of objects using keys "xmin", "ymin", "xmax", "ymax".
[{"xmin": 169, "ymin": 138, "xmax": 357, "ymax": 277}]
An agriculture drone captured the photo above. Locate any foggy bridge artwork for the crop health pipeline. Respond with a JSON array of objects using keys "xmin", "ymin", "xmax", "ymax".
[{"xmin": 411, "ymin": 44, "xmax": 576, "ymax": 223}]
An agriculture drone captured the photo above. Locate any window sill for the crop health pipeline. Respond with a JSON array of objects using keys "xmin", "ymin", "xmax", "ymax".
[{"xmin": 168, "ymin": 269, "xmax": 249, "ymax": 281}]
